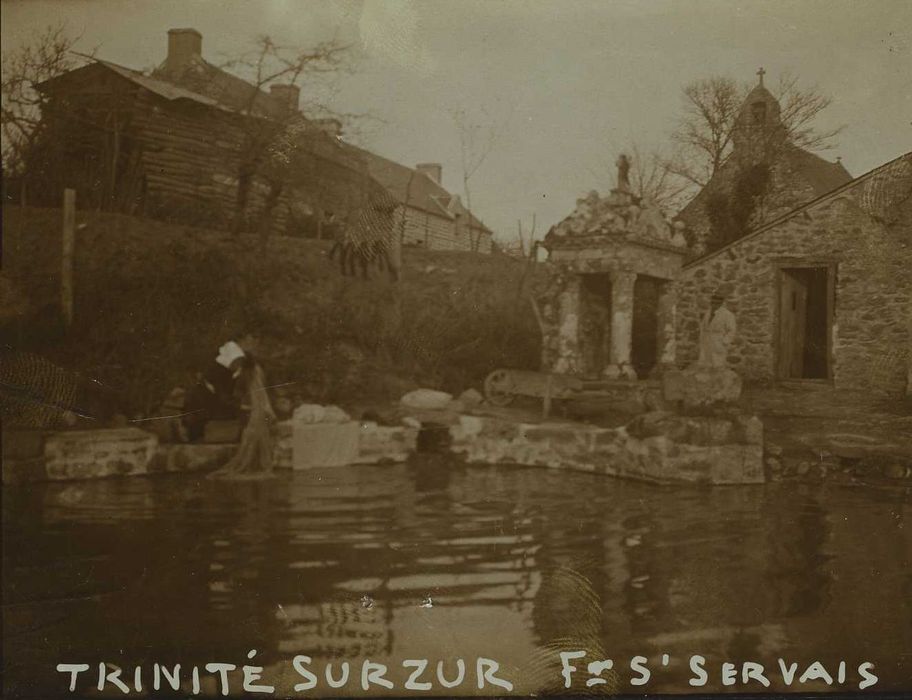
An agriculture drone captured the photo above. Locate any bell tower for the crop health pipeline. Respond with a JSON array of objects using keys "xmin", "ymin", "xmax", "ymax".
[{"xmin": 732, "ymin": 67, "xmax": 785, "ymax": 157}]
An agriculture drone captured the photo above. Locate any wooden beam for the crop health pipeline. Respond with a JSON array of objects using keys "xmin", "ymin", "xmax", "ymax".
[{"xmin": 61, "ymin": 189, "xmax": 76, "ymax": 326}]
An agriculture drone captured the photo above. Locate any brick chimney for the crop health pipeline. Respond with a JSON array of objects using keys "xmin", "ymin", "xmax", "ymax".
[
  {"xmin": 166, "ymin": 28, "xmax": 202, "ymax": 70},
  {"xmin": 269, "ymin": 84, "xmax": 301, "ymax": 113},
  {"xmin": 416, "ymin": 163, "xmax": 442, "ymax": 184}
]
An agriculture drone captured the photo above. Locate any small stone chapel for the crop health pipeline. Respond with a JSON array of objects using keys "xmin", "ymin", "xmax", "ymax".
[{"xmin": 540, "ymin": 152, "xmax": 910, "ymax": 399}]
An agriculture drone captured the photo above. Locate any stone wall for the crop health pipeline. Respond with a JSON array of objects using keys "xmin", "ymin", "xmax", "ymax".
[
  {"xmin": 44, "ymin": 428, "xmax": 158, "ymax": 481},
  {"xmin": 449, "ymin": 412, "xmax": 764, "ymax": 485},
  {"xmin": 537, "ymin": 274, "xmax": 581, "ymax": 373},
  {"xmin": 677, "ymin": 190, "xmax": 912, "ymax": 396}
]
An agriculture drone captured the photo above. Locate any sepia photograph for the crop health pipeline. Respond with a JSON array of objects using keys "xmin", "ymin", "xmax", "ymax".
[{"xmin": 1, "ymin": 0, "xmax": 910, "ymax": 697}]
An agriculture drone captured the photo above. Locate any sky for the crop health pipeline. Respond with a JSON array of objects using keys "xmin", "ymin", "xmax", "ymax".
[{"xmin": 2, "ymin": 0, "xmax": 911, "ymax": 241}]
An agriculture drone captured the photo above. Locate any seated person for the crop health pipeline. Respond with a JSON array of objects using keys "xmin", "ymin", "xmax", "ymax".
[{"xmin": 181, "ymin": 340, "xmax": 246, "ymax": 442}]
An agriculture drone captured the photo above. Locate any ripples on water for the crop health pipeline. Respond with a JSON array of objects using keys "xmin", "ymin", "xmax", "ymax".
[{"xmin": 3, "ymin": 457, "xmax": 911, "ymax": 696}]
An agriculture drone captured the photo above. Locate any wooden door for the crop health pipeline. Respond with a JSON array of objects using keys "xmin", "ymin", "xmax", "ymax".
[{"xmin": 778, "ymin": 269, "xmax": 809, "ymax": 378}]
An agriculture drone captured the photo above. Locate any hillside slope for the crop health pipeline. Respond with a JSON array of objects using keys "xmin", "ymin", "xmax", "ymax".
[{"xmin": 1, "ymin": 207, "xmax": 541, "ymax": 425}]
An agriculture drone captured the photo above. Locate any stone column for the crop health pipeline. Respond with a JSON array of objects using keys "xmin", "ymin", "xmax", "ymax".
[
  {"xmin": 605, "ymin": 270, "xmax": 637, "ymax": 380},
  {"xmin": 652, "ymin": 280, "xmax": 678, "ymax": 377},
  {"xmin": 554, "ymin": 276, "xmax": 581, "ymax": 374}
]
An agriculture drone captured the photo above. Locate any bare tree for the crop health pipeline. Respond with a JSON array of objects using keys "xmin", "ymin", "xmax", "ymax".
[
  {"xmin": 171, "ymin": 34, "xmax": 399, "ymax": 279},
  {"xmin": 775, "ymin": 70, "xmax": 843, "ymax": 153},
  {"xmin": 666, "ymin": 76, "xmax": 742, "ymax": 189},
  {"xmin": 517, "ymin": 213, "xmax": 537, "ymax": 258},
  {"xmin": 498, "ymin": 213, "xmax": 538, "ymax": 259},
  {"xmin": 1, "ymin": 24, "xmax": 90, "ymax": 203},
  {"xmin": 666, "ymin": 70, "xmax": 843, "ymax": 189},
  {"xmin": 585, "ymin": 144, "xmax": 690, "ymax": 215},
  {"xmin": 204, "ymin": 35, "xmax": 354, "ymax": 235},
  {"xmin": 451, "ymin": 107, "xmax": 508, "ymax": 252},
  {"xmin": 629, "ymin": 145, "xmax": 692, "ymax": 213}
]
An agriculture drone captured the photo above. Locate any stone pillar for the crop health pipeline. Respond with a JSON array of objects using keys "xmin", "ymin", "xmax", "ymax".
[
  {"xmin": 554, "ymin": 276, "xmax": 581, "ymax": 374},
  {"xmin": 652, "ymin": 280, "xmax": 678, "ymax": 377},
  {"xmin": 605, "ymin": 270, "xmax": 637, "ymax": 380}
]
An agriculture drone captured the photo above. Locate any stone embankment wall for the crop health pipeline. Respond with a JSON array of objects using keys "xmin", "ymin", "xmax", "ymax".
[
  {"xmin": 677, "ymin": 191, "xmax": 912, "ymax": 396},
  {"xmin": 449, "ymin": 411, "xmax": 764, "ymax": 485},
  {"xmin": 2, "ymin": 421, "xmax": 417, "ymax": 484}
]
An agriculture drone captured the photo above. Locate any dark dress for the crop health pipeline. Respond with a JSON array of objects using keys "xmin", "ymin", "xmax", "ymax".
[{"xmin": 181, "ymin": 361, "xmax": 238, "ymax": 441}]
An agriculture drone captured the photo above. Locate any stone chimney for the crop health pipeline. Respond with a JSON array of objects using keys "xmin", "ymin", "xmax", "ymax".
[
  {"xmin": 166, "ymin": 28, "xmax": 202, "ymax": 70},
  {"xmin": 269, "ymin": 84, "xmax": 301, "ymax": 113},
  {"xmin": 416, "ymin": 163, "xmax": 442, "ymax": 184}
]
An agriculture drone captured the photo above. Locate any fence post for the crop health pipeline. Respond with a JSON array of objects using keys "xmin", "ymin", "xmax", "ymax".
[
  {"xmin": 542, "ymin": 373, "xmax": 553, "ymax": 419},
  {"xmin": 61, "ymin": 188, "xmax": 76, "ymax": 326}
]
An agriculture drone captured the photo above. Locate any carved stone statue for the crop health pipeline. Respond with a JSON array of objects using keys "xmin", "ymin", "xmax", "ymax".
[
  {"xmin": 697, "ymin": 284, "xmax": 736, "ymax": 368},
  {"xmin": 663, "ymin": 283, "xmax": 742, "ymax": 408},
  {"xmin": 616, "ymin": 153, "xmax": 631, "ymax": 193}
]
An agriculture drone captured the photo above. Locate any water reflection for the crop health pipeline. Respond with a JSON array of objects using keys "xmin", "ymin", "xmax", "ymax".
[{"xmin": 3, "ymin": 462, "xmax": 910, "ymax": 696}]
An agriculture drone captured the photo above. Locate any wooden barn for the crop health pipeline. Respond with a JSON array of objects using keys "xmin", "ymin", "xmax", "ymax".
[{"xmin": 26, "ymin": 28, "xmax": 493, "ymax": 252}]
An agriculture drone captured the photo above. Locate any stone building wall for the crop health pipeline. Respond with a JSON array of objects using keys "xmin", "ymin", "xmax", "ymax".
[
  {"xmin": 676, "ymin": 187, "xmax": 912, "ymax": 396},
  {"xmin": 538, "ymin": 273, "xmax": 580, "ymax": 373}
]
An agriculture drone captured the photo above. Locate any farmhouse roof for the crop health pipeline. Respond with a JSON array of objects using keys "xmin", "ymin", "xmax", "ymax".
[
  {"xmin": 37, "ymin": 58, "xmax": 232, "ymax": 111},
  {"xmin": 150, "ymin": 53, "xmax": 289, "ymax": 119},
  {"xmin": 343, "ymin": 144, "xmax": 493, "ymax": 233}
]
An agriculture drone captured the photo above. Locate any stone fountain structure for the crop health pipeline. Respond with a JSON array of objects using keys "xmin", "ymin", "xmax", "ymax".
[
  {"xmin": 459, "ymin": 153, "xmax": 767, "ymax": 485},
  {"xmin": 539, "ymin": 155, "xmax": 689, "ymax": 381}
]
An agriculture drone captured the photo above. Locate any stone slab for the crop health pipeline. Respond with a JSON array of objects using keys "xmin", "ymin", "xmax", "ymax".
[
  {"xmin": 43, "ymin": 427, "xmax": 158, "ymax": 481},
  {"xmin": 664, "ymin": 366, "xmax": 742, "ymax": 408},
  {"xmin": 353, "ymin": 422, "xmax": 418, "ymax": 464}
]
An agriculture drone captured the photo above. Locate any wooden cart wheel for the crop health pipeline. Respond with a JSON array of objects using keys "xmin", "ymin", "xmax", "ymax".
[{"xmin": 484, "ymin": 369, "xmax": 515, "ymax": 406}]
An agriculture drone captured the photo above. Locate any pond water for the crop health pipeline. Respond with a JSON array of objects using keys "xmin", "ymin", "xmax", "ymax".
[{"xmin": 3, "ymin": 459, "xmax": 911, "ymax": 697}]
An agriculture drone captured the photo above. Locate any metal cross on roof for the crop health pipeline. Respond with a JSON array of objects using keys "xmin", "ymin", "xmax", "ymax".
[{"xmin": 757, "ymin": 66, "xmax": 766, "ymax": 87}]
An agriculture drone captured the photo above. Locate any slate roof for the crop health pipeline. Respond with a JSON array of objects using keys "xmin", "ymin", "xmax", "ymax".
[
  {"xmin": 684, "ymin": 150, "xmax": 912, "ymax": 267},
  {"xmin": 343, "ymin": 144, "xmax": 492, "ymax": 233},
  {"xmin": 678, "ymin": 144, "xmax": 853, "ymax": 224},
  {"xmin": 788, "ymin": 146, "xmax": 853, "ymax": 196}
]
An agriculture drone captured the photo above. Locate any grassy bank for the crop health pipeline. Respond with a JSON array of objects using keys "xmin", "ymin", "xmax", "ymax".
[{"xmin": 1, "ymin": 206, "xmax": 541, "ymax": 425}]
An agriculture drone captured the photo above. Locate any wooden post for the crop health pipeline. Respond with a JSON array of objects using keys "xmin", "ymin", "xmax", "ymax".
[
  {"xmin": 61, "ymin": 188, "xmax": 76, "ymax": 326},
  {"xmin": 542, "ymin": 373, "xmax": 553, "ymax": 419},
  {"xmin": 529, "ymin": 296, "xmax": 545, "ymax": 334}
]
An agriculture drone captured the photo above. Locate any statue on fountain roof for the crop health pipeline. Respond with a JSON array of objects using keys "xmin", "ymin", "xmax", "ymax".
[
  {"xmin": 616, "ymin": 153, "xmax": 632, "ymax": 194},
  {"xmin": 544, "ymin": 151, "xmax": 689, "ymax": 247}
]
